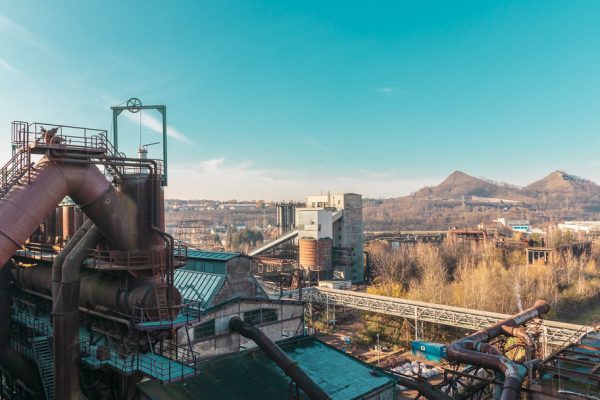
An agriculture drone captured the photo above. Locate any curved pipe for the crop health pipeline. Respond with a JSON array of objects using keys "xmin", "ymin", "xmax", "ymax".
[
  {"xmin": 447, "ymin": 300, "xmax": 549, "ymax": 400},
  {"xmin": 0, "ymin": 260, "xmax": 14, "ymax": 348},
  {"xmin": 13, "ymin": 265, "xmax": 179, "ymax": 316},
  {"xmin": 0, "ymin": 156, "xmax": 138, "ymax": 270},
  {"xmin": 53, "ymin": 222, "xmax": 99, "ymax": 400},
  {"xmin": 228, "ymin": 316, "xmax": 331, "ymax": 400}
]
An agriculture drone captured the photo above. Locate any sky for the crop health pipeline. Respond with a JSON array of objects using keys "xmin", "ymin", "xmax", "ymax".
[{"xmin": 1, "ymin": 1, "xmax": 599, "ymax": 200}]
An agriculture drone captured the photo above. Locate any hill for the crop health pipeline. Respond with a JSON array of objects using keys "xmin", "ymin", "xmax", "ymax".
[
  {"xmin": 525, "ymin": 171, "xmax": 599, "ymax": 194},
  {"xmin": 415, "ymin": 171, "xmax": 501, "ymax": 198},
  {"xmin": 363, "ymin": 170, "xmax": 600, "ymax": 231}
]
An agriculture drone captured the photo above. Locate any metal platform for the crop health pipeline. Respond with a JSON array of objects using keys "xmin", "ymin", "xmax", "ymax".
[{"xmin": 80, "ymin": 340, "xmax": 197, "ymax": 384}]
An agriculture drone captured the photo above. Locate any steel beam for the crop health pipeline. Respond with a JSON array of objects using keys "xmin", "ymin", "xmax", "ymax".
[{"xmin": 298, "ymin": 287, "xmax": 586, "ymax": 346}]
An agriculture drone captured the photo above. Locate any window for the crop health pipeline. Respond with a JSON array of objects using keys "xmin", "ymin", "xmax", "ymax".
[
  {"xmin": 193, "ymin": 319, "xmax": 215, "ymax": 341},
  {"xmin": 243, "ymin": 308, "xmax": 278, "ymax": 326}
]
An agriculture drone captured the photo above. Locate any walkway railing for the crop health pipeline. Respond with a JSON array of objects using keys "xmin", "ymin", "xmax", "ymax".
[{"xmin": 299, "ymin": 287, "xmax": 584, "ymax": 346}]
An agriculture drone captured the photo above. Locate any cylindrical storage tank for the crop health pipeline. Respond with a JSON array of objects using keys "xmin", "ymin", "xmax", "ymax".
[
  {"xmin": 62, "ymin": 206, "xmax": 75, "ymax": 242},
  {"xmin": 41, "ymin": 211, "xmax": 56, "ymax": 244},
  {"xmin": 121, "ymin": 174, "xmax": 161, "ymax": 250},
  {"xmin": 299, "ymin": 237, "xmax": 318, "ymax": 270},
  {"xmin": 55, "ymin": 207, "xmax": 63, "ymax": 244},
  {"xmin": 317, "ymin": 238, "xmax": 333, "ymax": 271}
]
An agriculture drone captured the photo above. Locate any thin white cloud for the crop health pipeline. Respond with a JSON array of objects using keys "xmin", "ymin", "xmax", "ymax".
[
  {"xmin": 121, "ymin": 107, "xmax": 193, "ymax": 144},
  {"xmin": 0, "ymin": 58, "xmax": 22, "ymax": 75},
  {"xmin": 303, "ymin": 136, "xmax": 331, "ymax": 152},
  {"xmin": 0, "ymin": 14, "xmax": 46, "ymax": 50},
  {"xmin": 378, "ymin": 87, "xmax": 395, "ymax": 93},
  {"xmin": 168, "ymin": 157, "xmax": 437, "ymax": 200}
]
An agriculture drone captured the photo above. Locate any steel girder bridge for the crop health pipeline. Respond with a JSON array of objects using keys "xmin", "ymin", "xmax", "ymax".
[{"xmin": 298, "ymin": 287, "xmax": 586, "ymax": 350}]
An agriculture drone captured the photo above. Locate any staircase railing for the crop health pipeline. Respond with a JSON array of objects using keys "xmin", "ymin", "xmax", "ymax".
[
  {"xmin": 32, "ymin": 336, "xmax": 55, "ymax": 400},
  {"xmin": 0, "ymin": 150, "xmax": 31, "ymax": 198}
]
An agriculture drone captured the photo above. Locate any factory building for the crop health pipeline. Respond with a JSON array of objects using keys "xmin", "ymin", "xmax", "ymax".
[
  {"xmin": 250, "ymin": 193, "xmax": 364, "ymax": 283},
  {"xmin": 299, "ymin": 193, "xmax": 364, "ymax": 282},
  {"xmin": 0, "ymin": 106, "xmax": 383, "ymax": 400},
  {"xmin": 173, "ymin": 252, "xmax": 306, "ymax": 358},
  {"xmin": 275, "ymin": 201, "xmax": 296, "ymax": 235}
]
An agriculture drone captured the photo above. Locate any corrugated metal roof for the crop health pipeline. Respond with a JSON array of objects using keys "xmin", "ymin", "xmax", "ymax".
[
  {"xmin": 174, "ymin": 269, "xmax": 225, "ymax": 309},
  {"xmin": 186, "ymin": 250, "xmax": 240, "ymax": 261},
  {"xmin": 137, "ymin": 337, "xmax": 397, "ymax": 399}
]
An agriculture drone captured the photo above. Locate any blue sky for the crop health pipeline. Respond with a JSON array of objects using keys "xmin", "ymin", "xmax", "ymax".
[{"xmin": 1, "ymin": 1, "xmax": 599, "ymax": 200}]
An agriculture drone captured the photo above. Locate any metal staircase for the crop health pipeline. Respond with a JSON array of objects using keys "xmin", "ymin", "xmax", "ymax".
[
  {"xmin": 32, "ymin": 336, "xmax": 55, "ymax": 400},
  {"xmin": 152, "ymin": 266, "xmax": 170, "ymax": 322},
  {"xmin": 0, "ymin": 150, "xmax": 31, "ymax": 198}
]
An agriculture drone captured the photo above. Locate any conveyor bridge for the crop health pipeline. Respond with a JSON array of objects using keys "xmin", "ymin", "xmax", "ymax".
[{"xmin": 296, "ymin": 287, "xmax": 587, "ymax": 349}]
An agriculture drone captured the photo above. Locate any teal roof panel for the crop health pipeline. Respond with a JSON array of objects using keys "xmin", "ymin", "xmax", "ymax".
[
  {"xmin": 186, "ymin": 250, "xmax": 240, "ymax": 262},
  {"xmin": 137, "ymin": 337, "xmax": 397, "ymax": 399},
  {"xmin": 174, "ymin": 270, "xmax": 225, "ymax": 309}
]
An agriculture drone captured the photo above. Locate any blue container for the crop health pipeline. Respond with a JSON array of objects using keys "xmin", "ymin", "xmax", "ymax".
[{"xmin": 411, "ymin": 341, "xmax": 447, "ymax": 362}]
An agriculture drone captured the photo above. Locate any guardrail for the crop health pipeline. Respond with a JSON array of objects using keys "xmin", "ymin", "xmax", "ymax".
[
  {"xmin": 131, "ymin": 300, "xmax": 200, "ymax": 326},
  {"xmin": 79, "ymin": 338, "xmax": 199, "ymax": 383},
  {"xmin": 12, "ymin": 121, "xmax": 109, "ymax": 153}
]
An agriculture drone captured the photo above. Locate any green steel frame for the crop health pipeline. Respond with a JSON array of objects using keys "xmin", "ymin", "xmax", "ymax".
[{"xmin": 110, "ymin": 100, "xmax": 169, "ymax": 185}]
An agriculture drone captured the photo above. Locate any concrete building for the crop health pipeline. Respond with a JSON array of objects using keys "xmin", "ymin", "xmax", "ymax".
[
  {"xmin": 558, "ymin": 221, "xmax": 600, "ymax": 234},
  {"xmin": 250, "ymin": 193, "xmax": 364, "ymax": 283},
  {"xmin": 175, "ymin": 251, "xmax": 305, "ymax": 357},
  {"xmin": 302, "ymin": 193, "xmax": 364, "ymax": 282},
  {"xmin": 496, "ymin": 218, "xmax": 530, "ymax": 233}
]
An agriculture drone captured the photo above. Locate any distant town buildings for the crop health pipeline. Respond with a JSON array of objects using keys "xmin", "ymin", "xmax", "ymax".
[
  {"xmin": 558, "ymin": 221, "xmax": 600, "ymax": 233},
  {"xmin": 495, "ymin": 218, "xmax": 530, "ymax": 233}
]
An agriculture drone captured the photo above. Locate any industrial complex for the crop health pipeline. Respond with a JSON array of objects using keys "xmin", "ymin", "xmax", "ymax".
[{"xmin": 1, "ymin": 101, "xmax": 600, "ymax": 400}]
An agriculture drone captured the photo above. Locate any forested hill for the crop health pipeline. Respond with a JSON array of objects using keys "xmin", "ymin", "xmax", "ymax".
[{"xmin": 363, "ymin": 170, "xmax": 600, "ymax": 231}]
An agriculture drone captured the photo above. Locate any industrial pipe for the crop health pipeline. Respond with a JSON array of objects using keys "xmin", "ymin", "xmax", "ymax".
[
  {"xmin": 14, "ymin": 265, "xmax": 181, "ymax": 317},
  {"xmin": 0, "ymin": 260, "xmax": 13, "ymax": 348},
  {"xmin": 228, "ymin": 316, "xmax": 331, "ymax": 400},
  {"xmin": 0, "ymin": 156, "xmax": 139, "ymax": 271},
  {"xmin": 447, "ymin": 300, "xmax": 549, "ymax": 400},
  {"xmin": 53, "ymin": 222, "xmax": 99, "ymax": 400}
]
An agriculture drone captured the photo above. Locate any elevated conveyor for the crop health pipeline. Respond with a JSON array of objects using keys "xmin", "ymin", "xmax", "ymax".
[{"xmin": 248, "ymin": 209, "xmax": 344, "ymax": 257}]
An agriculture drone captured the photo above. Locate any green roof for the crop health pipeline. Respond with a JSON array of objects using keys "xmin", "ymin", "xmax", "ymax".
[
  {"xmin": 173, "ymin": 270, "xmax": 225, "ymax": 309},
  {"xmin": 137, "ymin": 337, "xmax": 397, "ymax": 400},
  {"xmin": 186, "ymin": 250, "xmax": 240, "ymax": 262}
]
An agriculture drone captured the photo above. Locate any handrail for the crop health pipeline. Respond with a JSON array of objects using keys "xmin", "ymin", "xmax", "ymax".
[
  {"xmin": 0, "ymin": 150, "xmax": 30, "ymax": 198},
  {"xmin": 79, "ymin": 338, "xmax": 199, "ymax": 383},
  {"xmin": 131, "ymin": 300, "xmax": 200, "ymax": 325}
]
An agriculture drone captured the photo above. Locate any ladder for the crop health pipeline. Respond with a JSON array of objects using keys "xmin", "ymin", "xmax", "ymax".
[
  {"xmin": 32, "ymin": 336, "xmax": 55, "ymax": 400},
  {"xmin": 152, "ymin": 267, "xmax": 170, "ymax": 322}
]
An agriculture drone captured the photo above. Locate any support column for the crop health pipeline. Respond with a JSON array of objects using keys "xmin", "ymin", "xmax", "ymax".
[{"xmin": 414, "ymin": 307, "xmax": 419, "ymax": 340}]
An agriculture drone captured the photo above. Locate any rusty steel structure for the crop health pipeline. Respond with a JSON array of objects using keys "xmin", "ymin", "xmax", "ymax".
[
  {"xmin": 447, "ymin": 300, "xmax": 550, "ymax": 400},
  {"xmin": 0, "ymin": 108, "xmax": 198, "ymax": 400}
]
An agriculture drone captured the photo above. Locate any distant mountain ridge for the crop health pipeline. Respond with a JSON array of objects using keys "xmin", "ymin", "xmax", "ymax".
[
  {"xmin": 363, "ymin": 170, "xmax": 600, "ymax": 231},
  {"xmin": 412, "ymin": 170, "xmax": 600, "ymax": 201}
]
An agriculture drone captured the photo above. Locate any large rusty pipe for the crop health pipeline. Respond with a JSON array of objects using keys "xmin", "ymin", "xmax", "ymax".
[
  {"xmin": 54, "ymin": 223, "xmax": 99, "ymax": 400},
  {"xmin": 447, "ymin": 300, "xmax": 550, "ymax": 400},
  {"xmin": 0, "ymin": 156, "xmax": 139, "ymax": 271},
  {"xmin": 229, "ymin": 316, "xmax": 331, "ymax": 400},
  {"xmin": 14, "ymin": 265, "xmax": 180, "ymax": 316},
  {"xmin": 0, "ymin": 260, "xmax": 13, "ymax": 348},
  {"xmin": 52, "ymin": 220, "xmax": 93, "ymax": 306}
]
